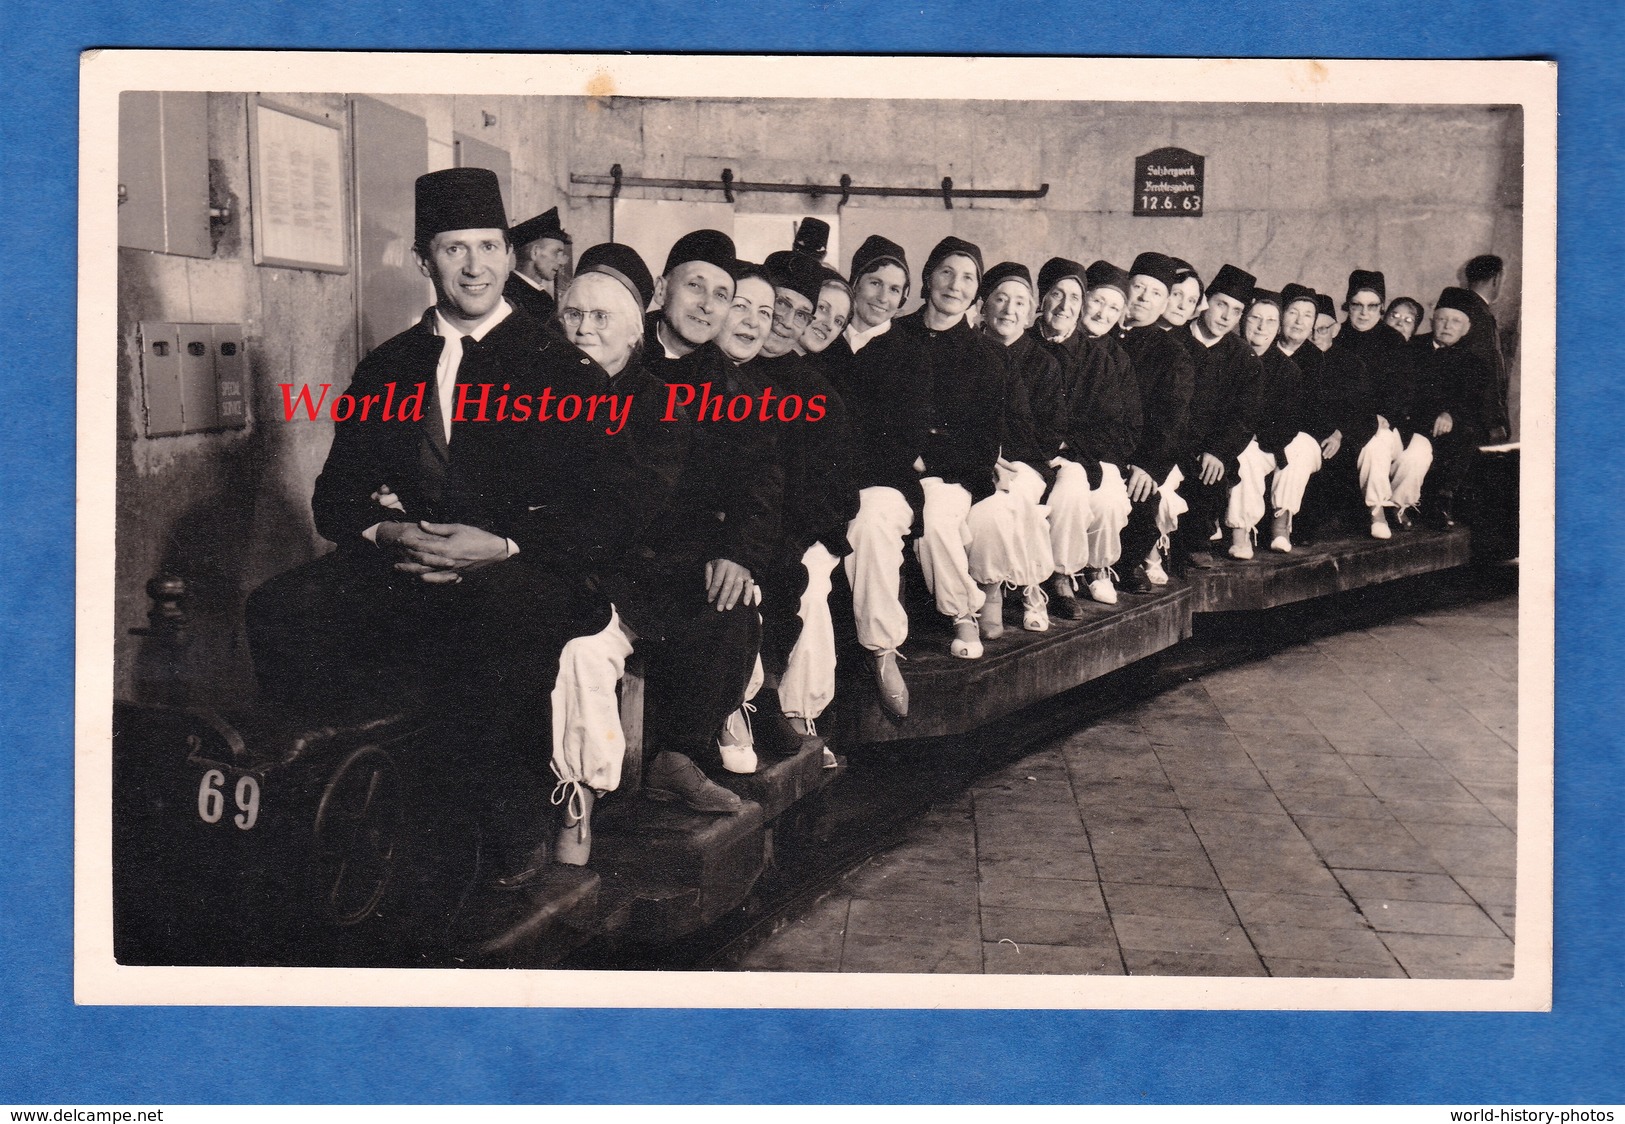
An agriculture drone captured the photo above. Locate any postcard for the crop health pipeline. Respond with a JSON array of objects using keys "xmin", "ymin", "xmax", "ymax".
[{"xmin": 76, "ymin": 51, "xmax": 1554, "ymax": 1010}]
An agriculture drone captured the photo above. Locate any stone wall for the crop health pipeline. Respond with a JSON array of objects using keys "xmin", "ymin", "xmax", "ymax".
[{"xmin": 113, "ymin": 94, "xmax": 1522, "ymax": 705}]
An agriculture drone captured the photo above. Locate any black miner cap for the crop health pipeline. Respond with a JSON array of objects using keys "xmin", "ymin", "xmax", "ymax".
[
  {"xmin": 509, "ymin": 206, "xmax": 571, "ymax": 248},
  {"xmin": 1207, "ymin": 263, "xmax": 1257, "ymax": 305},
  {"xmin": 978, "ymin": 261, "xmax": 1035, "ymax": 303},
  {"xmin": 1281, "ymin": 282, "xmax": 1318, "ymax": 311},
  {"xmin": 1435, "ymin": 286, "xmax": 1478, "ymax": 318},
  {"xmin": 664, "ymin": 229, "xmax": 737, "ymax": 277},
  {"xmin": 923, "ymin": 235, "xmax": 985, "ymax": 288},
  {"xmin": 415, "ymin": 167, "xmax": 508, "ymax": 249},
  {"xmin": 766, "ymin": 249, "xmax": 827, "ymax": 307},
  {"xmin": 849, "ymin": 234, "xmax": 912, "ymax": 303},
  {"xmin": 1345, "ymin": 269, "xmax": 1386, "ymax": 306},
  {"xmin": 1085, "ymin": 259, "xmax": 1132, "ymax": 299},
  {"xmin": 1037, "ymin": 257, "xmax": 1087, "ymax": 300},
  {"xmin": 1129, "ymin": 251, "xmax": 1180, "ymax": 290},
  {"xmin": 576, "ymin": 242, "xmax": 655, "ymax": 313},
  {"xmin": 793, "ymin": 217, "xmax": 831, "ymax": 258},
  {"xmin": 1247, "ymin": 288, "xmax": 1283, "ymax": 312},
  {"xmin": 1314, "ymin": 293, "xmax": 1338, "ymax": 320}
]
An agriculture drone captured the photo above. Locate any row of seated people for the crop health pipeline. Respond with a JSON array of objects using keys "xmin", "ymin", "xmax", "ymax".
[{"xmin": 246, "ymin": 168, "xmax": 1506, "ymax": 885}]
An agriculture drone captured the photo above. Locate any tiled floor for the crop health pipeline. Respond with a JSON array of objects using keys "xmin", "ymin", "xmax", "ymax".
[{"xmin": 738, "ymin": 593, "xmax": 1518, "ymax": 977}]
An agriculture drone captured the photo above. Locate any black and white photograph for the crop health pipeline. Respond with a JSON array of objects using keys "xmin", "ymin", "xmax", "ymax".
[{"xmin": 78, "ymin": 53, "xmax": 1554, "ymax": 1009}]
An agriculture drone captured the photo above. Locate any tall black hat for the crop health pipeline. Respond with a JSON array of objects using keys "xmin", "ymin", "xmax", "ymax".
[
  {"xmin": 1207, "ymin": 264, "xmax": 1257, "ymax": 305},
  {"xmin": 1345, "ymin": 269, "xmax": 1386, "ymax": 305},
  {"xmin": 415, "ymin": 167, "xmax": 508, "ymax": 247},
  {"xmin": 793, "ymin": 218, "xmax": 831, "ymax": 258}
]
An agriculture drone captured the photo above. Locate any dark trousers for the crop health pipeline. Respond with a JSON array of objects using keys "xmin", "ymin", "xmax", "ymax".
[
  {"xmin": 629, "ymin": 566, "xmax": 762, "ymax": 773},
  {"xmin": 1119, "ymin": 492, "xmax": 1165, "ymax": 569},
  {"xmin": 246, "ymin": 550, "xmax": 606, "ymax": 865},
  {"xmin": 1427, "ymin": 427, "xmax": 1481, "ymax": 500},
  {"xmin": 1174, "ymin": 457, "xmax": 1230, "ymax": 558}
]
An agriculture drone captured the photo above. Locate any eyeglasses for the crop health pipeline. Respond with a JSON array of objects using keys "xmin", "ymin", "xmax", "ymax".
[
  {"xmin": 774, "ymin": 296, "xmax": 814, "ymax": 329},
  {"xmin": 560, "ymin": 308, "xmax": 615, "ymax": 330}
]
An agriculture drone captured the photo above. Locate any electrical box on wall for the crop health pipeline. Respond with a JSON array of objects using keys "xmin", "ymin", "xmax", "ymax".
[{"xmin": 138, "ymin": 322, "xmax": 250, "ymax": 436}]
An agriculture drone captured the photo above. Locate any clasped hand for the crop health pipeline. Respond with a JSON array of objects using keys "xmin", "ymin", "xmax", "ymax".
[{"xmin": 379, "ymin": 520, "xmax": 508, "ymax": 583}]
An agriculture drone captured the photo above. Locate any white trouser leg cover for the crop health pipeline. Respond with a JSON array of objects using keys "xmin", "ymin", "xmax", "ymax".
[
  {"xmin": 843, "ymin": 485, "xmax": 914, "ymax": 653},
  {"xmin": 1391, "ymin": 433, "xmax": 1434, "ymax": 511},
  {"xmin": 550, "ymin": 606, "xmax": 634, "ymax": 796},
  {"xmin": 1045, "ymin": 459, "xmax": 1095, "ymax": 577},
  {"xmin": 1269, "ymin": 431, "xmax": 1325, "ymax": 516},
  {"xmin": 778, "ymin": 542, "xmax": 839, "ymax": 721},
  {"xmin": 915, "ymin": 476, "xmax": 985, "ymax": 621},
  {"xmin": 744, "ymin": 648, "xmax": 764, "ymax": 702},
  {"xmin": 1155, "ymin": 465, "xmax": 1189, "ymax": 550},
  {"xmin": 1358, "ymin": 427, "xmax": 1402, "ymax": 510},
  {"xmin": 1086, "ymin": 462, "xmax": 1133, "ymax": 569},
  {"xmin": 1225, "ymin": 439, "xmax": 1275, "ymax": 530},
  {"xmin": 967, "ymin": 462, "xmax": 1055, "ymax": 587}
]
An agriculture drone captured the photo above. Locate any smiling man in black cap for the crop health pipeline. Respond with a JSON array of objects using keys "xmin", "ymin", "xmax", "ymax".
[
  {"xmin": 247, "ymin": 167, "xmax": 631, "ymax": 886},
  {"xmin": 504, "ymin": 206, "xmax": 572, "ymax": 324}
]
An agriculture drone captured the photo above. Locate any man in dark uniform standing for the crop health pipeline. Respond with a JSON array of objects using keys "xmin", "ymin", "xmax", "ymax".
[
  {"xmin": 1462, "ymin": 253, "xmax": 1512, "ymax": 441},
  {"xmin": 247, "ymin": 168, "xmax": 615, "ymax": 883},
  {"xmin": 503, "ymin": 206, "xmax": 572, "ymax": 324}
]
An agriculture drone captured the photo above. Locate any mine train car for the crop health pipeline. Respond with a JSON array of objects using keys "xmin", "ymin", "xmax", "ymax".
[{"xmin": 111, "ymin": 452, "xmax": 1516, "ymax": 970}]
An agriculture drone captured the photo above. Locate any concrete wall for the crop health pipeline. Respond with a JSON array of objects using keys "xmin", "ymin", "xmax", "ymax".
[{"xmin": 114, "ymin": 94, "xmax": 1522, "ymax": 705}]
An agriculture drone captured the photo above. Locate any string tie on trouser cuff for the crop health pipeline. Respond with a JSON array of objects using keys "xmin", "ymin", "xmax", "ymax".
[{"xmin": 550, "ymin": 772, "xmax": 590, "ymax": 841}]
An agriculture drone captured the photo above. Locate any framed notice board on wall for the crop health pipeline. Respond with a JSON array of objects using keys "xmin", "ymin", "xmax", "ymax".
[{"xmin": 248, "ymin": 96, "xmax": 349, "ymax": 272}]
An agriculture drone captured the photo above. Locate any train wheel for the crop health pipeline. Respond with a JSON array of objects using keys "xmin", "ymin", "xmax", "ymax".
[{"xmin": 309, "ymin": 744, "xmax": 405, "ymax": 928}]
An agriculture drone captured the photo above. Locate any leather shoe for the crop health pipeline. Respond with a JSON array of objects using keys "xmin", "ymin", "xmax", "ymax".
[
  {"xmin": 1047, "ymin": 574, "xmax": 1085, "ymax": 619},
  {"xmin": 645, "ymin": 751, "xmax": 744, "ymax": 814},
  {"xmin": 871, "ymin": 649, "xmax": 909, "ymax": 718},
  {"xmin": 1122, "ymin": 564, "xmax": 1156, "ymax": 595}
]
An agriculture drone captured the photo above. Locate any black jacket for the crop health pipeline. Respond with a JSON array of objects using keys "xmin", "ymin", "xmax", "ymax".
[
  {"xmin": 503, "ymin": 272, "xmax": 557, "ymax": 326},
  {"xmin": 1412, "ymin": 335, "xmax": 1500, "ymax": 443},
  {"xmin": 753, "ymin": 350, "xmax": 859, "ymax": 566},
  {"xmin": 889, "ymin": 310, "xmax": 1007, "ymax": 503},
  {"xmin": 1253, "ymin": 346, "xmax": 1323, "ymax": 455},
  {"xmin": 313, "ymin": 307, "xmax": 612, "ymax": 556},
  {"xmin": 1118, "ymin": 324, "xmax": 1194, "ymax": 484},
  {"xmin": 816, "ymin": 326, "xmax": 933, "ymax": 509},
  {"xmin": 639, "ymin": 339, "xmax": 784, "ymax": 580},
  {"xmin": 1182, "ymin": 328, "xmax": 1263, "ymax": 466},
  {"xmin": 1332, "ymin": 322, "xmax": 1420, "ymax": 440},
  {"xmin": 996, "ymin": 332, "xmax": 1064, "ymax": 478}
]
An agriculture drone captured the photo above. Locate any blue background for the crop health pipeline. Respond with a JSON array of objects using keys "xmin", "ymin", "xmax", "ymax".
[{"xmin": 2, "ymin": 0, "xmax": 1617, "ymax": 1104}]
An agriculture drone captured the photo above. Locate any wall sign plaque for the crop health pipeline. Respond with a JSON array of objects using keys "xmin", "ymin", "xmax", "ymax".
[{"xmin": 1134, "ymin": 147, "xmax": 1205, "ymax": 217}]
